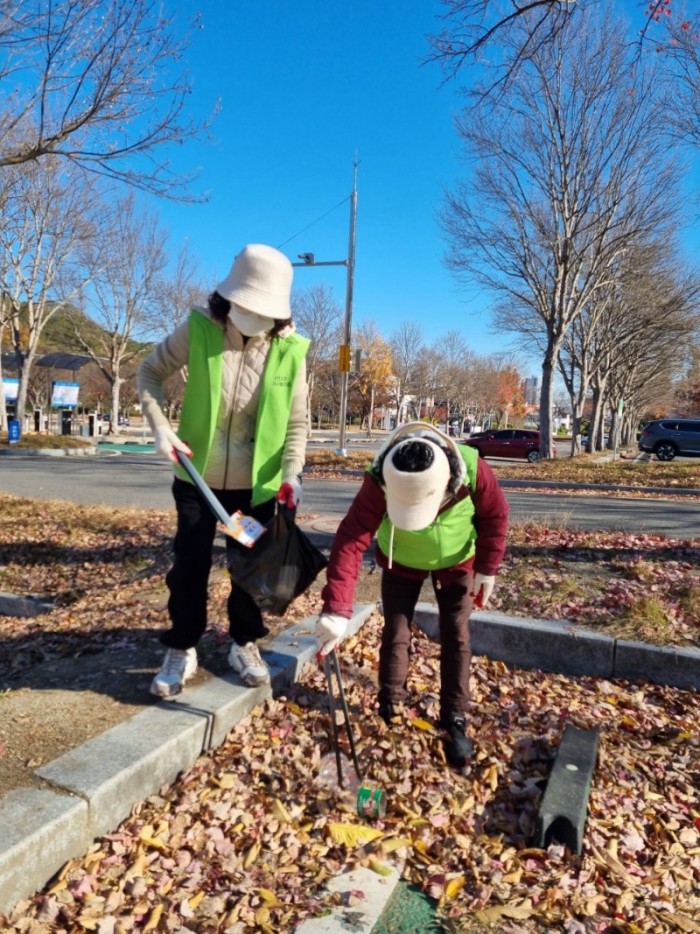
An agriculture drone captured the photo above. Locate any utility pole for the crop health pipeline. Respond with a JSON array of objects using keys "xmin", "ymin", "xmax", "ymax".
[
  {"xmin": 337, "ymin": 158, "xmax": 358, "ymax": 455},
  {"xmin": 291, "ymin": 158, "xmax": 359, "ymax": 455}
]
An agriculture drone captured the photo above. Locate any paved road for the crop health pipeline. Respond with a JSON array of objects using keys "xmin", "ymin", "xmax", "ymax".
[{"xmin": 0, "ymin": 450, "xmax": 696, "ymax": 536}]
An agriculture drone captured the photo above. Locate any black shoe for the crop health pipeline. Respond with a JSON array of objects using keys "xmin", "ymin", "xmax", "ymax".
[
  {"xmin": 378, "ymin": 701, "xmax": 399, "ymax": 725},
  {"xmin": 440, "ymin": 712, "xmax": 474, "ymax": 768}
]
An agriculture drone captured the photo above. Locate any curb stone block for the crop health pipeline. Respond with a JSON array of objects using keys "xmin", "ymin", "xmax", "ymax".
[
  {"xmin": 163, "ymin": 677, "xmax": 272, "ymax": 752},
  {"xmin": 0, "ymin": 789, "xmax": 89, "ymax": 916},
  {"xmin": 295, "ymin": 860, "xmax": 404, "ymax": 933},
  {"xmin": 265, "ymin": 603, "xmax": 378, "ymax": 683},
  {"xmin": 36, "ymin": 704, "xmax": 209, "ymax": 839},
  {"xmin": 412, "ymin": 604, "xmax": 615, "ymax": 678},
  {"xmin": 614, "ymin": 639, "xmax": 700, "ymax": 691},
  {"xmin": 0, "ymin": 591, "xmax": 54, "ymax": 617}
]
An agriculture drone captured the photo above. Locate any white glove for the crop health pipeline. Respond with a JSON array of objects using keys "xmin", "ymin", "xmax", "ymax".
[
  {"xmin": 154, "ymin": 425, "xmax": 192, "ymax": 463},
  {"xmin": 277, "ymin": 477, "xmax": 302, "ymax": 509},
  {"xmin": 315, "ymin": 613, "xmax": 348, "ymax": 659},
  {"xmin": 471, "ymin": 573, "xmax": 496, "ymax": 609}
]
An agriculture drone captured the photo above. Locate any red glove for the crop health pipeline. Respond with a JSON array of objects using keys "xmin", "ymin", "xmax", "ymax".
[{"xmin": 277, "ymin": 477, "xmax": 302, "ymax": 509}]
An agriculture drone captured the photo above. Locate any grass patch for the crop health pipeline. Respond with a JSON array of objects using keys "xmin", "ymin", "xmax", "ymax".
[
  {"xmin": 306, "ymin": 448, "xmax": 374, "ymax": 470},
  {"xmin": 0, "ymin": 431, "xmax": 93, "ymax": 450},
  {"xmin": 614, "ymin": 594, "xmax": 676, "ymax": 644},
  {"xmin": 678, "ymin": 584, "xmax": 700, "ymax": 619}
]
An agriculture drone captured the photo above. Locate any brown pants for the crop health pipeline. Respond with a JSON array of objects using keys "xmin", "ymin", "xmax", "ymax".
[{"xmin": 379, "ymin": 567, "xmax": 474, "ymax": 720}]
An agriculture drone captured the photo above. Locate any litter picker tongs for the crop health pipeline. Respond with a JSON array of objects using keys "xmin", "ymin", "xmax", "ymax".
[
  {"xmin": 175, "ymin": 451, "xmax": 243, "ymax": 536},
  {"xmin": 323, "ymin": 648, "xmax": 363, "ymax": 789}
]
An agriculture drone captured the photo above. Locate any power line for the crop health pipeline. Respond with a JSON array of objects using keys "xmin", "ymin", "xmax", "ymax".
[{"xmin": 276, "ymin": 196, "xmax": 350, "ymax": 250}]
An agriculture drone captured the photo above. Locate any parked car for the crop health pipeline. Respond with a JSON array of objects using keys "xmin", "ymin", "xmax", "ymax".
[
  {"xmin": 460, "ymin": 428, "xmax": 554, "ymax": 462},
  {"xmin": 637, "ymin": 418, "xmax": 700, "ymax": 461}
]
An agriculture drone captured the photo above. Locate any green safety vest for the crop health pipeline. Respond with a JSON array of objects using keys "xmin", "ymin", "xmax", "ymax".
[
  {"xmin": 176, "ymin": 310, "xmax": 309, "ymax": 505},
  {"xmin": 376, "ymin": 444, "xmax": 479, "ymax": 570}
]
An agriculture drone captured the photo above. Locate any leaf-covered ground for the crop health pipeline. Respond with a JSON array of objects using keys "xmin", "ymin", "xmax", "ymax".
[
  {"xmin": 2, "ymin": 493, "xmax": 697, "ymax": 666},
  {"xmin": 3, "ymin": 615, "xmax": 699, "ymax": 933},
  {"xmin": 493, "ymin": 526, "xmax": 700, "ymax": 648},
  {"xmin": 493, "ymin": 454, "xmax": 700, "ymax": 491},
  {"xmin": 1, "ymin": 492, "xmax": 699, "ymax": 933}
]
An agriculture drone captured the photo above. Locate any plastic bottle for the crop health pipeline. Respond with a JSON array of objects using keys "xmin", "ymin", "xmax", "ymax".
[
  {"xmin": 316, "ymin": 751, "xmax": 361, "ymax": 793},
  {"xmin": 315, "ymin": 753, "xmax": 387, "ymax": 818}
]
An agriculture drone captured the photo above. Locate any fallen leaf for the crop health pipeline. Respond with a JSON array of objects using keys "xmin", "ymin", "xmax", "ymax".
[
  {"xmin": 444, "ymin": 876, "xmax": 465, "ymax": 899},
  {"xmin": 142, "ymin": 904, "xmax": 163, "ymax": 932},
  {"xmin": 368, "ymin": 858, "xmax": 393, "ymax": 876},
  {"xmin": 658, "ymin": 913, "xmax": 700, "ymax": 933},
  {"xmin": 410, "ymin": 718, "xmax": 435, "ymax": 732}
]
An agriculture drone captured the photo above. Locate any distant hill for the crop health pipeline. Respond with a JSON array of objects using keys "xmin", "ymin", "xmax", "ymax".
[
  {"xmin": 2, "ymin": 303, "xmax": 151, "ymax": 358},
  {"xmin": 40, "ymin": 304, "xmax": 107, "ymax": 353}
]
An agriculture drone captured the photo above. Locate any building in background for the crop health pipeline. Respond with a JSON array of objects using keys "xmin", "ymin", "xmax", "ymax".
[{"xmin": 524, "ymin": 376, "xmax": 539, "ymax": 406}]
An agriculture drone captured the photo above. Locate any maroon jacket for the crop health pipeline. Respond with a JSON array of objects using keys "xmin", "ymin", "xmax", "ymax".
[{"xmin": 321, "ymin": 459, "xmax": 509, "ymax": 618}]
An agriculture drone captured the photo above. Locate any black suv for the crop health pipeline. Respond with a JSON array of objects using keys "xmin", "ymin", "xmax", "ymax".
[{"xmin": 637, "ymin": 418, "xmax": 700, "ymax": 461}]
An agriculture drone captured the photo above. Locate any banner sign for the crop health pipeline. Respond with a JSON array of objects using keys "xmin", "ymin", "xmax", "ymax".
[
  {"xmin": 2, "ymin": 377, "xmax": 19, "ymax": 402},
  {"xmin": 51, "ymin": 380, "xmax": 80, "ymax": 408}
]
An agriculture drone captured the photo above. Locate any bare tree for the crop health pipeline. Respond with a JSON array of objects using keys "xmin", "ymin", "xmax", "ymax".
[
  {"xmin": 427, "ymin": 2, "xmax": 694, "ymax": 92},
  {"xmin": 662, "ymin": 7, "xmax": 700, "ymax": 143},
  {"xmin": 559, "ymin": 239, "xmax": 700, "ymax": 452},
  {"xmin": 0, "ymin": 158, "xmax": 100, "ymax": 422},
  {"xmin": 0, "ymin": 175, "xmax": 12, "ymax": 429},
  {"xmin": 590, "ymin": 254, "xmax": 700, "ymax": 448},
  {"xmin": 292, "ymin": 284, "xmax": 342, "ymax": 430},
  {"xmin": 410, "ymin": 345, "xmax": 442, "ymax": 424},
  {"xmin": 149, "ymin": 240, "xmax": 208, "ymax": 338},
  {"xmin": 442, "ymin": 6, "xmax": 684, "ymax": 457},
  {"xmin": 75, "ymin": 193, "xmax": 168, "ymax": 432},
  {"xmin": 390, "ymin": 321, "xmax": 424, "ymax": 424},
  {"xmin": 0, "ymin": 0, "xmax": 210, "ymax": 198},
  {"xmin": 427, "ymin": 0, "xmax": 578, "ymax": 93}
]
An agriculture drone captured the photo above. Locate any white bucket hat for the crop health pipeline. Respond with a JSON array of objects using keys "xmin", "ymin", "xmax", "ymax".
[
  {"xmin": 383, "ymin": 437, "xmax": 451, "ymax": 531},
  {"xmin": 216, "ymin": 244, "xmax": 293, "ymax": 320}
]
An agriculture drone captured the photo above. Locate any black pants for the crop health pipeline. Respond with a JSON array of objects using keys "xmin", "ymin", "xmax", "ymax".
[
  {"xmin": 378, "ymin": 567, "xmax": 474, "ymax": 721},
  {"xmin": 161, "ymin": 478, "xmax": 278, "ymax": 650}
]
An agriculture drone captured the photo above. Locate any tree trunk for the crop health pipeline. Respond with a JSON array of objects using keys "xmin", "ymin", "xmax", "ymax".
[
  {"xmin": 538, "ymin": 343, "xmax": 559, "ymax": 459},
  {"xmin": 367, "ymin": 384, "xmax": 375, "ymax": 438}
]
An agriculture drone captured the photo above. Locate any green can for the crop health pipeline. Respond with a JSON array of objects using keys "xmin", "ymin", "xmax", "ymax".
[{"xmin": 356, "ymin": 784, "xmax": 387, "ymax": 819}]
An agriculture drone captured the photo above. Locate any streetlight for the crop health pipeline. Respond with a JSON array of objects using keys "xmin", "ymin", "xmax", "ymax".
[{"xmin": 291, "ymin": 161, "xmax": 358, "ymax": 455}]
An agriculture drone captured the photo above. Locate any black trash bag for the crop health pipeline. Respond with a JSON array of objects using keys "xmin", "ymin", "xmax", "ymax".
[{"xmin": 226, "ymin": 506, "xmax": 328, "ymax": 615}]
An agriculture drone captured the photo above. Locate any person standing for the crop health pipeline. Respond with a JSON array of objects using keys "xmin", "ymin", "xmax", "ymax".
[
  {"xmin": 138, "ymin": 244, "xmax": 309, "ymax": 697},
  {"xmin": 314, "ymin": 422, "xmax": 508, "ymax": 768}
]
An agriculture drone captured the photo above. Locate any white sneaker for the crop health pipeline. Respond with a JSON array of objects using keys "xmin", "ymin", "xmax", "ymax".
[
  {"xmin": 228, "ymin": 641, "xmax": 270, "ymax": 687},
  {"xmin": 150, "ymin": 647, "xmax": 198, "ymax": 698}
]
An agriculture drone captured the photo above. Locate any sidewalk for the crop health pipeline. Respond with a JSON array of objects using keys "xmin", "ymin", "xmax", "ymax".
[{"xmin": 2, "ymin": 585, "xmax": 699, "ymax": 924}]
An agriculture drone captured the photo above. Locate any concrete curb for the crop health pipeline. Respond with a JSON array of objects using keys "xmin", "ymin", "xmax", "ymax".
[
  {"xmin": 295, "ymin": 861, "xmax": 405, "ymax": 934},
  {"xmin": 412, "ymin": 603, "xmax": 700, "ymax": 691},
  {"xmin": 0, "ymin": 605, "xmax": 377, "ymax": 916},
  {"xmin": 0, "ymin": 592, "xmax": 54, "ymax": 617},
  {"xmin": 0, "ymin": 446, "xmax": 96, "ymax": 457}
]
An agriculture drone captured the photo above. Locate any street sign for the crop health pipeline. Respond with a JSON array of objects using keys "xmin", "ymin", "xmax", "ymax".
[{"xmin": 338, "ymin": 344, "xmax": 351, "ymax": 372}]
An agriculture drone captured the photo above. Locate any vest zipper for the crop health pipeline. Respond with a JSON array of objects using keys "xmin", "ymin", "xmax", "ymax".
[{"xmin": 222, "ymin": 343, "xmax": 247, "ymax": 488}]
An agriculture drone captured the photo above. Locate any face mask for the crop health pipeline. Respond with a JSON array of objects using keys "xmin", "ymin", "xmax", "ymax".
[{"xmin": 230, "ymin": 305, "xmax": 274, "ymax": 337}]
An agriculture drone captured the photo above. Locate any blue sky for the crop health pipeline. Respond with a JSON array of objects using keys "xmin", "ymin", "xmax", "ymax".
[
  {"xmin": 148, "ymin": 0, "xmax": 699, "ymax": 378},
  {"xmin": 149, "ymin": 2, "xmax": 507, "ymax": 358}
]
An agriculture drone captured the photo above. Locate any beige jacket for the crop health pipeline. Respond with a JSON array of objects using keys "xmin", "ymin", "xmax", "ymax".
[{"xmin": 137, "ymin": 307, "xmax": 308, "ymax": 491}]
